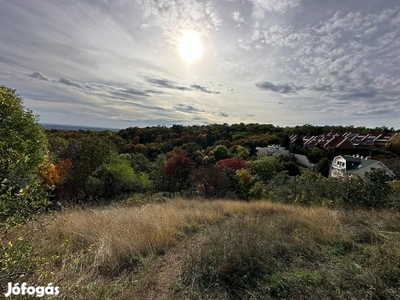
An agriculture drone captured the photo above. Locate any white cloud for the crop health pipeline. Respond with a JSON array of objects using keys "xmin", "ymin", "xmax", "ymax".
[
  {"xmin": 248, "ymin": 0, "xmax": 301, "ymax": 18},
  {"xmin": 1, "ymin": 0, "xmax": 400, "ymax": 128}
]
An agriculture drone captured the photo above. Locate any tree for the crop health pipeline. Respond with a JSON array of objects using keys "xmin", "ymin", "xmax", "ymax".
[
  {"xmin": 316, "ymin": 157, "xmax": 331, "ymax": 177},
  {"xmin": 0, "ymin": 87, "xmax": 49, "ymax": 226},
  {"xmin": 192, "ymin": 165, "xmax": 226, "ymax": 198},
  {"xmin": 236, "ymin": 169, "xmax": 253, "ymax": 201},
  {"xmin": 213, "ymin": 145, "xmax": 230, "ymax": 161},
  {"xmin": 386, "ymin": 135, "xmax": 400, "ymax": 156},
  {"xmin": 248, "ymin": 156, "xmax": 281, "ymax": 183},
  {"xmin": 164, "ymin": 153, "xmax": 194, "ymax": 193},
  {"xmin": 282, "ymin": 161, "xmax": 301, "ymax": 177},
  {"xmin": 230, "ymin": 145, "xmax": 250, "ymax": 159},
  {"xmin": 61, "ymin": 136, "xmax": 116, "ymax": 202},
  {"xmin": 308, "ymin": 147, "xmax": 327, "ymax": 164},
  {"xmin": 151, "ymin": 154, "xmax": 167, "ymax": 192},
  {"xmin": 98, "ymin": 155, "xmax": 136, "ymax": 198},
  {"xmin": 216, "ymin": 158, "xmax": 248, "ymax": 171}
]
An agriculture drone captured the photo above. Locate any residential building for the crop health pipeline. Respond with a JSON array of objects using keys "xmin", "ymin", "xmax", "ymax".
[
  {"xmin": 256, "ymin": 145, "xmax": 289, "ymax": 157},
  {"xmin": 291, "ymin": 132, "xmax": 397, "ymax": 149},
  {"xmin": 329, "ymin": 155, "xmax": 396, "ymax": 179}
]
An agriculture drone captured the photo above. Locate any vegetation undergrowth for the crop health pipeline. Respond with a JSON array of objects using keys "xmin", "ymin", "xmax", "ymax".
[
  {"xmin": 181, "ymin": 205, "xmax": 400, "ymax": 300},
  {"xmin": 1, "ymin": 198, "xmax": 399, "ymax": 299}
]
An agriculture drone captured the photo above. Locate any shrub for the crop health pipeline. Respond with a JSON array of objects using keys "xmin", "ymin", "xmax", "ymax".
[{"xmin": 0, "ymin": 87, "xmax": 49, "ymax": 226}]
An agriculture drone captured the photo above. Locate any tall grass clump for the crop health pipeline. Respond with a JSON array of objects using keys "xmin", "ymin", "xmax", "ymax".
[
  {"xmin": 4, "ymin": 199, "xmax": 399, "ymax": 299},
  {"xmin": 36, "ymin": 200, "xmax": 221, "ymax": 274},
  {"xmin": 31, "ymin": 200, "xmax": 282, "ymax": 277},
  {"xmin": 182, "ymin": 207, "xmax": 400, "ymax": 299}
]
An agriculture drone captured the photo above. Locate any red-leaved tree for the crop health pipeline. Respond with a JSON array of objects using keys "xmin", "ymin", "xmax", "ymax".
[
  {"xmin": 164, "ymin": 153, "xmax": 194, "ymax": 193},
  {"xmin": 216, "ymin": 158, "xmax": 247, "ymax": 171}
]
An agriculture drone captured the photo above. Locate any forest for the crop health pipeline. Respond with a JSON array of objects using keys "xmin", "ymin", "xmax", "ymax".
[{"xmin": 1, "ymin": 86, "xmax": 400, "ymax": 226}]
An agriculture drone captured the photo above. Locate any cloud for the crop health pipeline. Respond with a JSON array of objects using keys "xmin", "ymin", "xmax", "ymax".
[
  {"xmin": 58, "ymin": 77, "xmax": 83, "ymax": 89},
  {"xmin": 232, "ymin": 11, "xmax": 244, "ymax": 23},
  {"xmin": 219, "ymin": 111, "xmax": 229, "ymax": 117},
  {"xmin": 352, "ymin": 107, "xmax": 395, "ymax": 116},
  {"xmin": 173, "ymin": 103, "xmax": 203, "ymax": 113},
  {"xmin": 190, "ymin": 84, "xmax": 221, "ymax": 94},
  {"xmin": 249, "ymin": 0, "xmax": 301, "ymax": 17},
  {"xmin": 2, "ymin": 0, "xmax": 400, "ymax": 128},
  {"xmin": 145, "ymin": 77, "xmax": 221, "ymax": 94},
  {"xmin": 145, "ymin": 77, "xmax": 192, "ymax": 91},
  {"xmin": 342, "ymin": 89, "xmax": 377, "ymax": 99},
  {"xmin": 28, "ymin": 72, "xmax": 161, "ymax": 99},
  {"xmin": 256, "ymin": 81, "xmax": 300, "ymax": 94},
  {"xmin": 108, "ymin": 88, "xmax": 150, "ymax": 98},
  {"xmin": 232, "ymin": 11, "xmax": 244, "ymax": 27},
  {"xmin": 28, "ymin": 72, "xmax": 50, "ymax": 81}
]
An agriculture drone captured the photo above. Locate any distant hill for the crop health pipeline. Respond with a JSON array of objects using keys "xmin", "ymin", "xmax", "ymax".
[{"xmin": 40, "ymin": 123, "xmax": 120, "ymax": 132}]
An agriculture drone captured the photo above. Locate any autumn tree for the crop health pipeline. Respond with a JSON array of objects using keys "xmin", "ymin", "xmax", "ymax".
[
  {"xmin": 192, "ymin": 165, "xmax": 226, "ymax": 198},
  {"xmin": 164, "ymin": 153, "xmax": 194, "ymax": 193},
  {"xmin": 216, "ymin": 158, "xmax": 248, "ymax": 171}
]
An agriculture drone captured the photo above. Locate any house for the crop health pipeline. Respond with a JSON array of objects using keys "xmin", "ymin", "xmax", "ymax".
[
  {"xmin": 329, "ymin": 155, "xmax": 396, "ymax": 179},
  {"xmin": 304, "ymin": 133, "xmax": 354, "ymax": 149},
  {"xmin": 256, "ymin": 145, "xmax": 289, "ymax": 157},
  {"xmin": 291, "ymin": 132, "xmax": 399, "ymax": 149},
  {"xmin": 373, "ymin": 133, "xmax": 398, "ymax": 148}
]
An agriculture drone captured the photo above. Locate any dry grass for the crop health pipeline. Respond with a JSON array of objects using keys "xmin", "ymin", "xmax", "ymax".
[
  {"xmin": 182, "ymin": 206, "xmax": 400, "ymax": 299},
  {"xmin": 34, "ymin": 199, "xmax": 296, "ymax": 270},
  {"xmin": 3, "ymin": 199, "xmax": 399, "ymax": 299}
]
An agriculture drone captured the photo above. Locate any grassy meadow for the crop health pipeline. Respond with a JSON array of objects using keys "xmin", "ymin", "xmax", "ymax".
[{"xmin": 1, "ymin": 198, "xmax": 400, "ymax": 299}]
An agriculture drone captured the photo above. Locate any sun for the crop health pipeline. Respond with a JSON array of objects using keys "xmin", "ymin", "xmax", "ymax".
[{"xmin": 179, "ymin": 31, "xmax": 203, "ymax": 62}]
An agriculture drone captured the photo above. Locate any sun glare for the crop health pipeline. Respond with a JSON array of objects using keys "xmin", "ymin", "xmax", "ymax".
[{"xmin": 179, "ymin": 31, "xmax": 203, "ymax": 62}]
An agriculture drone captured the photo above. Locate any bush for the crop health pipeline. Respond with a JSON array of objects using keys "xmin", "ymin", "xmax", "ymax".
[
  {"xmin": 388, "ymin": 180, "xmax": 400, "ymax": 209},
  {"xmin": 362, "ymin": 169, "xmax": 392, "ymax": 208},
  {"xmin": 0, "ymin": 87, "xmax": 49, "ymax": 226}
]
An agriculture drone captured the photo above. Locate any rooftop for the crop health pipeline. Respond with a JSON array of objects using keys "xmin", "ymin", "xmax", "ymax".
[{"xmin": 342, "ymin": 155, "xmax": 379, "ymax": 173}]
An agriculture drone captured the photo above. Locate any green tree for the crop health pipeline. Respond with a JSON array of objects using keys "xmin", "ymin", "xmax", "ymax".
[
  {"xmin": 236, "ymin": 169, "xmax": 253, "ymax": 201},
  {"xmin": 151, "ymin": 154, "xmax": 167, "ymax": 192},
  {"xmin": 98, "ymin": 155, "xmax": 136, "ymax": 198},
  {"xmin": 316, "ymin": 157, "xmax": 331, "ymax": 177},
  {"xmin": 0, "ymin": 87, "xmax": 49, "ymax": 226},
  {"xmin": 62, "ymin": 136, "xmax": 116, "ymax": 202},
  {"xmin": 213, "ymin": 145, "xmax": 230, "ymax": 161},
  {"xmin": 308, "ymin": 147, "xmax": 327, "ymax": 164},
  {"xmin": 248, "ymin": 156, "xmax": 281, "ymax": 183}
]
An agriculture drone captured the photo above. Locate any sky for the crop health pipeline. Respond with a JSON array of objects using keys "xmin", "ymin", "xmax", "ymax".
[{"xmin": 1, "ymin": 0, "xmax": 400, "ymax": 129}]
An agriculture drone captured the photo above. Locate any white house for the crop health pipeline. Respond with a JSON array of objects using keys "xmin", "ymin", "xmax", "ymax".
[
  {"xmin": 256, "ymin": 145, "xmax": 289, "ymax": 157},
  {"xmin": 329, "ymin": 155, "xmax": 396, "ymax": 179}
]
